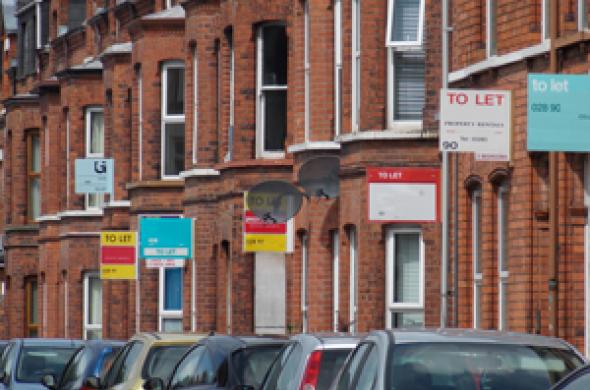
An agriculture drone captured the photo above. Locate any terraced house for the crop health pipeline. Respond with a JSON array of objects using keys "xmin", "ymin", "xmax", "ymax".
[{"xmin": 0, "ymin": 0, "xmax": 443, "ymax": 339}]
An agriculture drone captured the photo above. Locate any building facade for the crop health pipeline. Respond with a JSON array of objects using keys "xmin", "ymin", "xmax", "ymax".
[{"xmin": 0, "ymin": 0, "xmax": 442, "ymax": 339}]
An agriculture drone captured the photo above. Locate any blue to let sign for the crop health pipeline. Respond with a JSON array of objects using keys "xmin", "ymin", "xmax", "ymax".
[
  {"xmin": 75, "ymin": 158, "xmax": 114, "ymax": 194},
  {"xmin": 139, "ymin": 217, "xmax": 193, "ymax": 260},
  {"xmin": 528, "ymin": 74, "xmax": 590, "ymax": 152}
]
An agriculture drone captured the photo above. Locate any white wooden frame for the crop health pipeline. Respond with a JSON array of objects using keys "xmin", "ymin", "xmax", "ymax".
[{"xmin": 83, "ymin": 272, "xmax": 102, "ymax": 339}]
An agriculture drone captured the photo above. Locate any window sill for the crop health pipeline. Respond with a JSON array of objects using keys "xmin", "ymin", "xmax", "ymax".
[
  {"xmin": 180, "ymin": 168, "xmax": 220, "ymax": 178},
  {"xmin": 337, "ymin": 128, "xmax": 434, "ymax": 144},
  {"xmin": 287, "ymin": 141, "xmax": 341, "ymax": 154},
  {"xmin": 257, "ymin": 151, "xmax": 286, "ymax": 160}
]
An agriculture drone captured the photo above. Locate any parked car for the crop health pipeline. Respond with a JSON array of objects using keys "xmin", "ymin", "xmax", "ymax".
[
  {"xmin": 84, "ymin": 333, "xmax": 203, "ymax": 390},
  {"xmin": 41, "ymin": 340, "xmax": 125, "ymax": 390},
  {"xmin": 0, "ymin": 338, "xmax": 83, "ymax": 390},
  {"xmin": 145, "ymin": 335, "xmax": 287, "ymax": 390},
  {"xmin": 550, "ymin": 364, "xmax": 590, "ymax": 390},
  {"xmin": 260, "ymin": 334, "xmax": 359, "ymax": 390},
  {"xmin": 330, "ymin": 329, "xmax": 586, "ymax": 390}
]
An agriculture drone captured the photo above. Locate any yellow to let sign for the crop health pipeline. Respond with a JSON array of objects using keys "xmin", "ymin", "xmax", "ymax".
[
  {"xmin": 100, "ymin": 264, "xmax": 137, "ymax": 280},
  {"xmin": 101, "ymin": 231, "xmax": 137, "ymax": 247},
  {"xmin": 244, "ymin": 233, "xmax": 287, "ymax": 252}
]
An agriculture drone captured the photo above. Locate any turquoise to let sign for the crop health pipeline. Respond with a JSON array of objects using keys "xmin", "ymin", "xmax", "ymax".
[
  {"xmin": 528, "ymin": 74, "xmax": 590, "ymax": 152},
  {"xmin": 139, "ymin": 217, "xmax": 193, "ymax": 259}
]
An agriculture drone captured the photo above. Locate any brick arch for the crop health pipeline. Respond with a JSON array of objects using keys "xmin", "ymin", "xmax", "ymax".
[
  {"xmin": 464, "ymin": 174, "xmax": 484, "ymax": 191},
  {"xmin": 488, "ymin": 167, "xmax": 512, "ymax": 186}
]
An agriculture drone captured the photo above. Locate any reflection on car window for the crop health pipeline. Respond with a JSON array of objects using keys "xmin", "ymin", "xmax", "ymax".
[
  {"xmin": 141, "ymin": 345, "xmax": 190, "ymax": 383},
  {"xmin": 170, "ymin": 346, "xmax": 221, "ymax": 388},
  {"xmin": 232, "ymin": 346, "xmax": 283, "ymax": 389},
  {"xmin": 336, "ymin": 343, "xmax": 373, "ymax": 390},
  {"xmin": 111, "ymin": 342, "xmax": 144, "ymax": 386},
  {"xmin": 0, "ymin": 344, "xmax": 16, "ymax": 383},
  {"xmin": 388, "ymin": 343, "xmax": 583, "ymax": 390},
  {"xmin": 261, "ymin": 342, "xmax": 302, "ymax": 390},
  {"xmin": 60, "ymin": 347, "xmax": 87, "ymax": 390},
  {"xmin": 316, "ymin": 349, "xmax": 355, "ymax": 390},
  {"xmin": 16, "ymin": 347, "xmax": 78, "ymax": 383}
]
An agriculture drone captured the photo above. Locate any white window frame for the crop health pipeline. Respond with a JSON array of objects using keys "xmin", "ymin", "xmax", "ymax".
[
  {"xmin": 486, "ymin": 0, "xmax": 497, "ymax": 57},
  {"xmin": 386, "ymin": 0, "xmax": 425, "ymax": 131},
  {"xmin": 161, "ymin": 61, "xmax": 185, "ymax": 179},
  {"xmin": 497, "ymin": 182, "xmax": 509, "ymax": 331},
  {"xmin": 83, "ymin": 272, "xmax": 102, "ymax": 340},
  {"xmin": 348, "ymin": 227, "xmax": 358, "ymax": 333},
  {"xmin": 85, "ymin": 106, "xmax": 105, "ymax": 210},
  {"xmin": 334, "ymin": 0, "xmax": 343, "ymax": 137},
  {"xmin": 256, "ymin": 23, "xmax": 287, "ymax": 159},
  {"xmin": 332, "ymin": 230, "xmax": 340, "ymax": 332},
  {"xmin": 192, "ymin": 46, "xmax": 198, "ymax": 165},
  {"xmin": 472, "ymin": 189, "xmax": 483, "ymax": 328},
  {"xmin": 385, "ymin": 227, "xmax": 425, "ymax": 329},
  {"xmin": 351, "ymin": 0, "xmax": 361, "ymax": 133},
  {"xmin": 158, "ymin": 267, "xmax": 184, "ymax": 332},
  {"xmin": 301, "ymin": 233, "xmax": 309, "ymax": 333}
]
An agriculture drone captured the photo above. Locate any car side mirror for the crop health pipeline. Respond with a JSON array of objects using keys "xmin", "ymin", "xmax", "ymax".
[
  {"xmin": 143, "ymin": 377, "xmax": 164, "ymax": 390},
  {"xmin": 41, "ymin": 374, "xmax": 57, "ymax": 390},
  {"xmin": 83, "ymin": 376, "xmax": 102, "ymax": 389},
  {"xmin": 232, "ymin": 386, "xmax": 254, "ymax": 390}
]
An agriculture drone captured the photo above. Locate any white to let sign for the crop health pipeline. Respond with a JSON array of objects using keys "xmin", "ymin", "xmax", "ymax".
[{"xmin": 440, "ymin": 89, "xmax": 511, "ymax": 161}]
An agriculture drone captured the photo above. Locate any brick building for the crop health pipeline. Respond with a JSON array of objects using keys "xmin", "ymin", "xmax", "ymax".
[{"xmin": 0, "ymin": 0, "xmax": 442, "ymax": 339}]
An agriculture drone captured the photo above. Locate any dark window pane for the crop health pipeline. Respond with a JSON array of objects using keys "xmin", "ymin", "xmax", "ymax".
[
  {"xmin": 141, "ymin": 345, "xmax": 190, "ymax": 383},
  {"xmin": 164, "ymin": 267, "xmax": 182, "ymax": 310},
  {"xmin": 164, "ymin": 123, "xmax": 185, "ymax": 176},
  {"xmin": 40, "ymin": 1, "xmax": 49, "ymax": 46},
  {"xmin": 263, "ymin": 90, "xmax": 286, "ymax": 152},
  {"xmin": 316, "ymin": 349, "xmax": 353, "ymax": 390},
  {"xmin": 166, "ymin": 67, "xmax": 185, "ymax": 115},
  {"xmin": 394, "ymin": 51, "xmax": 425, "ymax": 121},
  {"xmin": 263, "ymin": 25, "xmax": 287, "ymax": 85},
  {"xmin": 68, "ymin": 0, "xmax": 86, "ymax": 30},
  {"xmin": 16, "ymin": 347, "xmax": 78, "ymax": 383},
  {"xmin": 233, "ymin": 346, "xmax": 282, "ymax": 389}
]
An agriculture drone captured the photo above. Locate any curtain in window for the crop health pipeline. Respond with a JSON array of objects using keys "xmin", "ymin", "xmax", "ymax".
[
  {"xmin": 391, "ymin": 0, "xmax": 421, "ymax": 42},
  {"xmin": 394, "ymin": 233, "xmax": 420, "ymax": 304},
  {"xmin": 394, "ymin": 51, "xmax": 425, "ymax": 121},
  {"xmin": 164, "ymin": 268, "xmax": 182, "ymax": 311},
  {"xmin": 88, "ymin": 276, "xmax": 102, "ymax": 325}
]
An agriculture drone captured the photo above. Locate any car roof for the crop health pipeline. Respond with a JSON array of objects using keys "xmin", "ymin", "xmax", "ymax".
[
  {"xmin": 130, "ymin": 332, "xmax": 205, "ymax": 344},
  {"xmin": 378, "ymin": 329, "xmax": 573, "ymax": 349},
  {"xmin": 200, "ymin": 335, "xmax": 287, "ymax": 353},
  {"xmin": 293, "ymin": 333, "xmax": 361, "ymax": 347}
]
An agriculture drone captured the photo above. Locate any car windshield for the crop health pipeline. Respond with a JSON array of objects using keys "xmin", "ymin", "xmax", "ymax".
[
  {"xmin": 387, "ymin": 343, "xmax": 584, "ymax": 390},
  {"xmin": 233, "ymin": 346, "xmax": 283, "ymax": 389},
  {"xmin": 141, "ymin": 345, "xmax": 191, "ymax": 382},
  {"xmin": 16, "ymin": 346, "xmax": 78, "ymax": 383},
  {"xmin": 316, "ymin": 349, "xmax": 353, "ymax": 390}
]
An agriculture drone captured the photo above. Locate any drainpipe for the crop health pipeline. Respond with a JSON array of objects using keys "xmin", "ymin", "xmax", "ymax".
[
  {"xmin": 548, "ymin": 0, "xmax": 559, "ymax": 337},
  {"xmin": 441, "ymin": 0, "xmax": 450, "ymax": 328}
]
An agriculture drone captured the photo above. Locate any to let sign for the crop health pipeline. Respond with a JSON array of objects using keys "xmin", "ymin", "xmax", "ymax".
[
  {"xmin": 75, "ymin": 158, "xmax": 114, "ymax": 194},
  {"xmin": 139, "ymin": 218, "xmax": 193, "ymax": 260},
  {"xmin": 100, "ymin": 231, "xmax": 137, "ymax": 280},
  {"xmin": 440, "ymin": 89, "xmax": 511, "ymax": 161},
  {"xmin": 243, "ymin": 193, "xmax": 290, "ymax": 253}
]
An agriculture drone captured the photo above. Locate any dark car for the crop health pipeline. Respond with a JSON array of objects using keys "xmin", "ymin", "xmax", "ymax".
[
  {"xmin": 260, "ymin": 334, "xmax": 358, "ymax": 390},
  {"xmin": 41, "ymin": 340, "xmax": 124, "ymax": 390},
  {"xmin": 330, "ymin": 329, "xmax": 586, "ymax": 390},
  {"xmin": 0, "ymin": 338, "xmax": 83, "ymax": 390},
  {"xmin": 145, "ymin": 335, "xmax": 286, "ymax": 390}
]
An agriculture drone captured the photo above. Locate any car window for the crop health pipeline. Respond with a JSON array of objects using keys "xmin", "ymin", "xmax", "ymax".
[
  {"xmin": 108, "ymin": 341, "xmax": 144, "ymax": 386},
  {"xmin": 556, "ymin": 368, "xmax": 590, "ymax": 390},
  {"xmin": 98, "ymin": 347, "xmax": 122, "ymax": 380},
  {"xmin": 387, "ymin": 343, "xmax": 583, "ymax": 390},
  {"xmin": 232, "ymin": 346, "xmax": 283, "ymax": 389},
  {"xmin": 60, "ymin": 347, "xmax": 88, "ymax": 390},
  {"xmin": 261, "ymin": 342, "xmax": 303, "ymax": 390},
  {"xmin": 141, "ymin": 345, "xmax": 191, "ymax": 383},
  {"xmin": 316, "ymin": 349, "xmax": 354, "ymax": 390},
  {"xmin": 0, "ymin": 344, "xmax": 16, "ymax": 383},
  {"xmin": 16, "ymin": 346, "xmax": 78, "ymax": 383},
  {"xmin": 170, "ymin": 346, "xmax": 219, "ymax": 388},
  {"xmin": 354, "ymin": 346, "xmax": 378, "ymax": 390},
  {"xmin": 335, "ymin": 343, "xmax": 374, "ymax": 390}
]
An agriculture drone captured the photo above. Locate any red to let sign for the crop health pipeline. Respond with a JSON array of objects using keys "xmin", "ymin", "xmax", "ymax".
[
  {"xmin": 244, "ymin": 211, "xmax": 287, "ymax": 234},
  {"xmin": 101, "ymin": 246, "xmax": 136, "ymax": 264}
]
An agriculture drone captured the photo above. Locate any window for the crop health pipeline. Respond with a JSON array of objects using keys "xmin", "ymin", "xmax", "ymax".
[
  {"xmin": 256, "ymin": 24, "xmax": 287, "ymax": 158},
  {"xmin": 27, "ymin": 131, "xmax": 41, "ymax": 222},
  {"xmin": 38, "ymin": 1, "xmax": 49, "ymax": 48},
  {"xmin": 335, "ymin": 343, "xmax": 375, "ymax": 390},
  {"xmin": 348, "ymin": 227, "xmax": 357, "ymax": 333},
  {"xmin": 161, "ymin": 62, "xmax": 185, "ymax": 178},
  {"xmin": 497, "ymin": 181, "xmax": 509, "ymax": 330},
  {"xmin": 486, "ymin": 0, "xmax": 497, "ymax": 57},
  {"xmin": 106, "ymin": 341, "xmax": 144, "ymax": 387},
  {"xmin": 385, "ymin": 228, "xmax": 424, "ymax": 328},
  {"xmin": 386, "ymin": 0, "xmax": 425, "ymax": 126},
  {"xmin": 301, "ymin": 233, "xmax": 308, "ymax": 333},
  {"xmin": 83, "ymin": 272, "xmax": 102, "ymax": 339},
  {"xmin": 472, "ymin": 188, "xmax": 483, "ymax": 328},
  {"xmin": 351, "ymin": 0, "xmax": 361, "ymax": 132},
  {"xmin": 85, "ymin": 107, "xmax": 104, "ymax": 209},
  {"xmin": 543, "ymin": 0, "xmax": 551, "ymax": 39},
  {"xmin": 17, "ymin": 8, "xmax": 36, "ymax": 77},
  {"xmin": 25, "ymin": 278, "xmax": 39, "ymax": 337},
  {"xmin": 67, "ymin": 0, "xmax": 86, "ymax": 30},
  {"xmin": 579, "ymin": 0, "xmax": 587, "ymax": 31},
  {"xmin": 334, "ymin": 0, "xmax": 343, "ymax": 137},
  {"xmin": 169, "ymin": 346, "xmax": 219, "ymax": 388},
  {"xmin": 159, "ymin": 267, "xmax": 183, "ymax": 332},
  {"xmin": 332, "ymin": 230, "xmax": 340, "ymax": 332}
]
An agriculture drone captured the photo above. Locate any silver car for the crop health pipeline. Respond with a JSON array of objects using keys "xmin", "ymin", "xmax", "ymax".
[
  {"xmin": 330, "ymin": 329, "xmax": 586, "ymax": 390},
  {"xmin": 261, "ymin": 334, "xmax": 358, "ymax": 390}
]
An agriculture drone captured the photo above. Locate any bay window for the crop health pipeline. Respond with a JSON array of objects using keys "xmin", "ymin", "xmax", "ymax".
[
  {"xmin": 27, "ymin": 131, "xmax": 40, "ymax": 222},
  {"xmin": 161, "ymin": 62, "xmax": 185, "ymax": 178}
]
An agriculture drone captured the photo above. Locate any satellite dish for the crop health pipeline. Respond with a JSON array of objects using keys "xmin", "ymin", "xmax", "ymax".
[
  {"xmin": 246, "ymin": 181, "xmax": 304, "ymax": 223},
  {"xmin": 298, "ymin": 156, "xmax": 340, "ymax": 199}
]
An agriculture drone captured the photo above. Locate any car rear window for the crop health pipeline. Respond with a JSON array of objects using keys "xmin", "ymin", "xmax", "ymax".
[
  {"xmin": 387, "ymin": 343, "xmax": 584, "ymax": 390},
  {"xmin": 233, "ymin": 345, "xmax": 283, "ymax": 389},
  {"xmin": 261, "ymin": 343, "xmax": 303, "ymax": 390},
  {"xmin": 16, "ymin": 346, "xmax": 78, "ymax": 383},
  {"xmin": 316, "ymin": 349, "xmax": 353, "ymax": 390},
  {"xmin": 141, "ymin": 345, "xmax": 191, "ymax": 382}
]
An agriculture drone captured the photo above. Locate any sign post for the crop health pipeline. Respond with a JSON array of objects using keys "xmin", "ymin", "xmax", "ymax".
[{"xmin": 100, "ymin": 231, "xmax": 137, "ymax": 280}]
